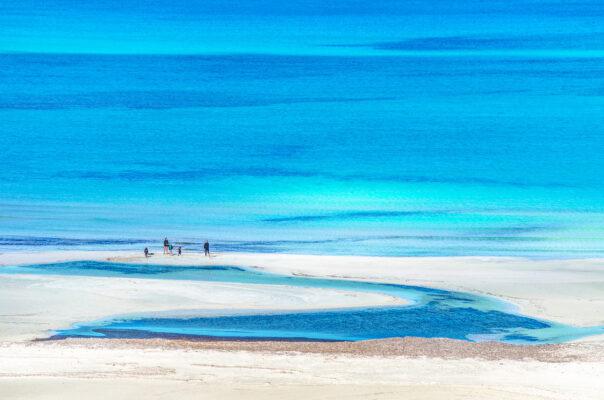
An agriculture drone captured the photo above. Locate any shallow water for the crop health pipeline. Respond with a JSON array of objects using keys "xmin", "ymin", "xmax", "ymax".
[
  {"xmin": 2, "ymin": 1, "xmax": 604, "ymax": 257},
  {"xmin": 3, "ymin": 261, "xmax": 602, "ymax": 344}
]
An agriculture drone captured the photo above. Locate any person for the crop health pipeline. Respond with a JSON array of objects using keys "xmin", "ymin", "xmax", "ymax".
[
  {"xmin": 163, "ymin": 237, "xmax": 169, "ymax": 255},
  {"xmin": 178, "ymin": 246, "xmax": 182, "ymax": 256},
  {"xmin": 169, "ymin": 243, "xmax": 173, "ymax": 255},
  {"xmin": 204, "ymin": 240, "xmax": 210, "ymax": 257},
  {"xmin": 144, "ymin": 247, "xmax": 148, "ymax": 258}
]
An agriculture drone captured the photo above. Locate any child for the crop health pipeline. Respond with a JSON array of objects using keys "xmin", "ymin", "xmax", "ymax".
[
  {"xmin": 169, "ymin": 243, "xmax": 173, "ymax": 255},
  {"xmin": 178, "ymin": 246, "xmax": 182, "ymax": 256}
]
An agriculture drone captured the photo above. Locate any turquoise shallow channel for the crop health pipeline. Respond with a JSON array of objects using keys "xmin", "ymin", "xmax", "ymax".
[{"xmin": 3, "ymin": 261, "xmax": 603, "ymax": 344}]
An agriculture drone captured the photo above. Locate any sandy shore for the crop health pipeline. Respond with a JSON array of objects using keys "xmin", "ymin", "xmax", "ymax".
[
  {"xmin": 1, "ymin": 337, "xmax": 603, "ymax": 400},
  {"xmin": 0, "ymin": 273, "xmax": 405, "ymax": 342},
  {"xmin": 1, "ymin": 251, "xmax": 603, "ymax": 399},
  {"xmin": 3, "ymin": 250, "xmax": 604, "ymax": 327}
]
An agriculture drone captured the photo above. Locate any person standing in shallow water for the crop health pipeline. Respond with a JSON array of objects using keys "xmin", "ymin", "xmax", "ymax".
[
  {"xmin": 144, "ymin": 247, "xmax": 148, "ymax": 258},
  {"xmin": 204, "ymin": 240, "xmax": 210, "ymax": 257},
  {"xmin": 163, "ymin": 237, "xmax": 169, "ymax": 255}
]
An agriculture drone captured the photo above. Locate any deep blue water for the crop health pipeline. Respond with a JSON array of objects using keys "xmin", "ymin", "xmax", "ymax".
[
  {"xmin": 2, "ymin": 261, "xmax": 602, "ymax": 343},
  {"xmin": 1, "ymin": 1, "xmax": 604, "ymax": 256}
]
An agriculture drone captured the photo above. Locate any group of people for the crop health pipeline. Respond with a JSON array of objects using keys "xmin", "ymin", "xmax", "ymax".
[
  {"xmin": 162, "ymin": 237, "xmax": 181, "ymax": 256},
  {"xmin": 143, "ymin": 238, "xmax": 210, "ymax": 258}
]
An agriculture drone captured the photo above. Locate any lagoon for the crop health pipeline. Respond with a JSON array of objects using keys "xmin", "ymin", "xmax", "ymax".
[{"xmin": 3, "ymin": 261, "xmax": 601, "ymax": 344}]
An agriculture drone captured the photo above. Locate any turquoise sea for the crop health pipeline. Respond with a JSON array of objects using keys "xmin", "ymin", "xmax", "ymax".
[{"xmin": 1, "ymin": 0, "xmax": 604, "ymax": 256}]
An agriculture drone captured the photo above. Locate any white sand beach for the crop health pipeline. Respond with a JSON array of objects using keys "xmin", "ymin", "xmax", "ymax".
[
  {"xmin": 0, "ymin": 273, "xmax": 406, "ymax": 342},
  {"xmin": 0, "ymin": 251, "xmax": 603, "ymax": 399}
]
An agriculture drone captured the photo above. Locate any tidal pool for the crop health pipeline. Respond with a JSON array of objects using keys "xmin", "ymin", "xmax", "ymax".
[{"xmin": 2, "ymin": 261, "xmax": 602, "ymax": 344}]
